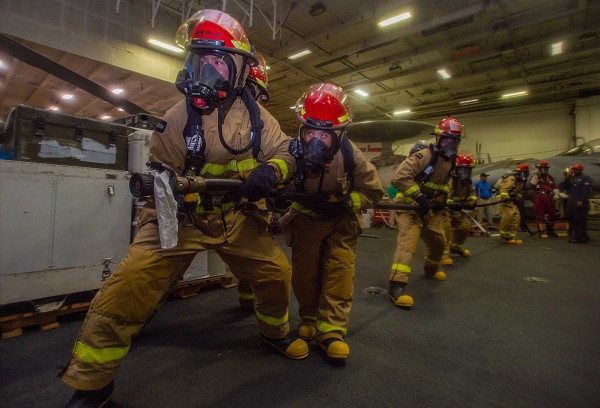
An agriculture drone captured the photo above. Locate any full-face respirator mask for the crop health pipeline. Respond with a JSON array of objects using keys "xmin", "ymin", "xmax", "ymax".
[
  {"xmin": 289, "ymin": 126, "xmax": 341, "ymax": 174},
  {"xmin": 176, "ymin": 51, "xmax": 236, "ymax": 109}
]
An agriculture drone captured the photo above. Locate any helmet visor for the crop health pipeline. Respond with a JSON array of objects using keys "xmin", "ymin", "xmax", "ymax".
[
  {"xmin": 187, "ymin": 52, "xmax": 235, "ymax": 93},
  {"xmin": 456, "ymin": 166, "xmax": 472, "ymax": 180},
  {"xmin": 438, "ymin": 136, "xmax": 460, "ymax": 158}
]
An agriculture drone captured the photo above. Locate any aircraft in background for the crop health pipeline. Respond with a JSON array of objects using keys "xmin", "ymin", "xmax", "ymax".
[
  {"xmin": 346, "ymin": 120, "xmax": 434, "ymax": 187},
  {"xmin": 474, "ymin": 138, "xmax": 600, "ymax": 194}
]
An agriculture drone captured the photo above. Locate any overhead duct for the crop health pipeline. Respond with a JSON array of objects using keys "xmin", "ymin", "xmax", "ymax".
[{"xmin": 422, "ymin": 15, "xmax": 474, "ymax": 36}]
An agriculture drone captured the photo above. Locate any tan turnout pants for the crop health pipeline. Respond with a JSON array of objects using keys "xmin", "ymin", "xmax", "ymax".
[
  {"xmin": 389, "ymin": 210, "xmax": 445, "ymax": 284},
  {"xmin": 60, "ymin": 207, "xmax": 291, "ymax": 391}
]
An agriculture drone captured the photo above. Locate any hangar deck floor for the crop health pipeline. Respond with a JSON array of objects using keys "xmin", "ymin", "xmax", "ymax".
[{"xmin": 1, "ymin": 228, "xmax": 598, "ymax": 408}]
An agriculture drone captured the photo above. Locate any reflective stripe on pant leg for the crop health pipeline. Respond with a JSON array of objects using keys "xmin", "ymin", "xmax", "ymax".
[
  {"xmin": 317, "ymin": 221, "xmax": 358, "ymax": 337},
  {"xmin": 290, "ymin": 241, "xmax": 322, "ymax": 326},
  {"xmin": 512, "ymin": 205, "xmax": 521, "ymax": 235},
  {"xmin": 390, "ymin": 211, "xmax": 421, "ymax": 283},
  {"xmin": 60, "ymin": 223, "xmax": 199, "ymax": 390},
  {"xmin": 499, "ymin": 203, "xmax": 513, "ymax": 239},
  {"xmin": 218, "ymin": 208, "xmax": 291, "ymax": 338},
  {"xmin": 422, "ymin": 213, "xmax": 446, "ymax": 268}
]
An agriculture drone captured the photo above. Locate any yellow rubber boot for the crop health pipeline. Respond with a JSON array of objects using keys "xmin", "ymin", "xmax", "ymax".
[
  {"xmin": 319, "ymin": 338, "xmax": 350, "ymax": 360},
  {"xmin": 298, "ymin": 324, "xmax": 316, "ymax": 341},
  {"xmin": 432, "ymin": 271, "xmax": 447, "ymax": 280},
  {"xmin": 441, "ymin": 256, "xmax": 453, "ymax": 266},
  {"xmin": 260, "ymin": 334, "xmax": 309, "ymax": 360}
]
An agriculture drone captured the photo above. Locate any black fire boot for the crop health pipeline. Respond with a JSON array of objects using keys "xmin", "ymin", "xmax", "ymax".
[
  {"xmin": 547, "ymin": 223, "xmax": 558, "ymax": 238},
  {"xmin": 389, "ymin": 282, "xmax": 413, "ymax": 308},
  {"xmin": 259, "ymin": 334, "xmax": 309, "ymax": 360},
  {"xmin": 65, "ymin": 381, "xmax": 114, "ymax": 408}
]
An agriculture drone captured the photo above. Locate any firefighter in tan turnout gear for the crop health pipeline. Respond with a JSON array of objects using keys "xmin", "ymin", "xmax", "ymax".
[
  {"xmin": 446, "ymin": 153, "xmax": 477, "ymax": 257},
  {"xmin": 234, "ymin": 51, "xmax": 271, "ymax": 311},
  {"xmin": 388, "ymin": 117, "xmax": 463, "ymax": 309},
  {"xmin": 498, "ymin": 163, "xmax": 530, "ymax": 244},
  {"xmin": 60, "ymin": 10, "xmax": 307, "ymax": 407},
  {"xmin": 278, "ymin": 83, "xmax": 383, "ymax": 360}
]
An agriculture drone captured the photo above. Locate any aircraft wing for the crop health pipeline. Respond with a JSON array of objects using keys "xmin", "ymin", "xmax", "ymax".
[{"xmin": 346, "ymin": 120, "xmax": 434, "ymax": 143}]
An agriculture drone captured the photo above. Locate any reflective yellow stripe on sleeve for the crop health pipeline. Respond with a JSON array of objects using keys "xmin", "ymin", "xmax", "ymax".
[
  {"xmin": 403, "ymin": 185, "xmax": 420, "ymax": 198},
  {"xmin": 255, "ymin": 309, "xmax": 289, "ymax": 327},
  {"xmin": 423, "ymin": 182, "xmax": 450, "ymax": 193},
  {"xmin": 266, "ymin": 158, "xmax": 290, "ymax": 181},
  {"xmin": 201, "ymin": 158, "xmax": 258, "ymax": 176},
  {"xmin": 349, "ymin": 191, "xmax": 361, "ymax": 212},
  {"xmin": 74, "ymin": 340, "xmax": 130, "ymax": 364}
]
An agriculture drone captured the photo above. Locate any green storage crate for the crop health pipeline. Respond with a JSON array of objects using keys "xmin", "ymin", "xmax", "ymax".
[{"xmin": 0, "ymin": 104, "xmax": 131, "ymax": 170}]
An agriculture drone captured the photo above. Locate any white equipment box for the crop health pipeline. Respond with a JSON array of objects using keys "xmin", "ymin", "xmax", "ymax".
[{"xmin": 0, "ymin": 161, "xmax": 131, "ymax": 305}]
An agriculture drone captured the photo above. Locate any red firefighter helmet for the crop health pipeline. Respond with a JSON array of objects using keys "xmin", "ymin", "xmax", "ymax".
[
  {"xmin": 516, "ymin": 163, "xmax": 530, "ymax": 172},
  {"xmin": 295, "ymin": 82, "xmax": 352, "ymax": 130},
  {"xmin": 455, "ymin": 153, "xmax": 475, "ymax": 167},
  {"xmin": 571, "ymin": 163, "xmax": 584, "ymax": 171},
  {"xmin": 247, "ymin": 52, "xmax": 269, "ymax": 101},
  {"xmin": 433, "ymin": 117, "xmax": 463, "ymax": 139},
  {"xmin": 175, "ymin": 9, "xmax": 256, "ymax": 64},
  {"xmin": 536, "ymin": 160, "xmax": 550, "ymax": 168},
  {"xmin": 432, "ymin": 117, "xmax": 463, "ymax": 161}
]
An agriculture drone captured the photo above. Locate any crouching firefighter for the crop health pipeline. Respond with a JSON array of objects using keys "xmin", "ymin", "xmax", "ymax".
[
  {"xmin": 60, "ymin": 10, "xmax": 307, "ymax": 408},
  {"xmin": 388, "ymin": 117, "xmax": 463, "ymax": 309},
  {"xmin": 498, "ymin": 163, "xmax": 530, "ymax": 244},
  {"xmin": 277, "ymin": 82, "xmax": 383, "ymax": 360}
]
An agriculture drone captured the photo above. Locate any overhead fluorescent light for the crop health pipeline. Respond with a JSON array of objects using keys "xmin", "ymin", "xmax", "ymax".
[
  {"xmin": 393, "ymin": 109, "xmax": 411, "ymax": 115},
  {"xmin": 112, "ymin": 88, "xmax": 124, "ymax": 95},
  {"xmin": 354, "ymin": 89, "xmax": 369, "ymax": 97},
  {"xmin": 459, "ymin": 99, "xmax": 479, "ymax": 104},
  {"xmin": 117, "ymin": 108, "xmax": 124, "ymax": 112},
  {"xmin": 501, "ymin": 91, "xmax": 528, "ymax": 98},
  {"xmin": 378, "ymin": 12, "xmax": 412, "ymax": 27},
  {"xmin": 551, "ymin": 41, "xmax": 563, "ymax": 55},
  {"xmin": 288, "ymin": 49, "xmax": 312, "ymax": 60},
  {"xmin": 62, "ymin": 94, "xmax": 74, "ymax": 100},
  {"xmin": 101, "ymin": 115, "xmax": 112, "ymax": 120},
  {"xmin": 437, "ymin": 69, "xmax": 451, "ymax": 79},
  {"xmin": 289, "ymin": 105, "xmax": 296, "ymax": 109},
  {"xmin": 48, "ymin": 106, "xmax": 59, "ymax": 111},
  {"xmin": 148, "ymin": 39, "xmax": 184, "ymax": 54}
]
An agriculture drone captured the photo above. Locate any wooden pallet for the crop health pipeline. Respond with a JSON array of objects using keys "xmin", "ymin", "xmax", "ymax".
[
  {"xmin": 169, "ymin": 274, "xmax": 235, "ymax": 299},
  {"xmin": 0, "ymin": 295, "xmax": 94, "ymax": 339},
  {"xmin": 0, "ymin": 274, "xmax": 233, "ymax": 339}
]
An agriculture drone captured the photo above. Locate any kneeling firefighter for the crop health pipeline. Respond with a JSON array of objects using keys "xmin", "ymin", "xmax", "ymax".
[
  {"xmin": 60, "ymin": 10, "xmax": 307, "ymax": 408},
  {"xmin": 498, "ymin": 163, "xmax": 530, "ymax": 244},
  {"xmin": 278, "ymin": 82, "xmax": 383, "ymax": 360},
  {"xmin": 388, "ymin": 117, "xmax": 463, "ymax": 309}
]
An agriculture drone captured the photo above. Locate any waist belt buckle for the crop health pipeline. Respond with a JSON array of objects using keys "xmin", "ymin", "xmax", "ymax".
[{"xmin": 211, "ymin": 195, "xmax": 224, "ymax": 206}]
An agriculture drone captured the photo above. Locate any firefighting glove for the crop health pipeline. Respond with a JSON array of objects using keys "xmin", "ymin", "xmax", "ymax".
[
  {"xmin": 414, "ymin": 193, "xmax": 430, "ymax": 217},
  {"xmin": 464, "ymin": 200, "xmax": 477, "ymax": 210},
  {"xmin": 240, "ymin": 163, "xmax": 278, "ymax": 202}
]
